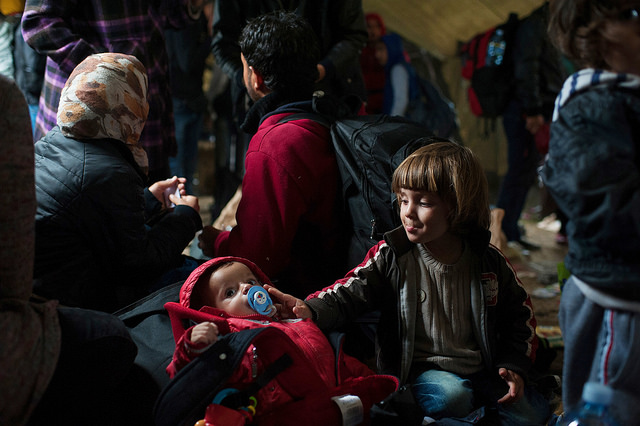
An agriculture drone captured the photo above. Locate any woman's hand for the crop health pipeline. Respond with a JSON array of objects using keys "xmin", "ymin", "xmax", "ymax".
[
  {"xmin": 149, "ymin": 176, "xmax": 199, "ymax": 212},
  {"xmin": 170, "ymin": 193, "xmax": 200, "ymax": 212}
]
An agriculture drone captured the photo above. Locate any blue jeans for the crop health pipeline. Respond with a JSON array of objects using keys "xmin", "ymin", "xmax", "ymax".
[
  {"xmin": 496, "ymin": 99, "xmax": 540, "ymax": 241},
  {"xmin": 169, "ymin": 98, "xmax": 203, "ymax": 194},
  {"xmin": 29, "ymin": 104, "xmax": 38, "ymax": 137},
  {"xmin": 412, "ymin": 368, "xmax": 551, "ymax": 425}
]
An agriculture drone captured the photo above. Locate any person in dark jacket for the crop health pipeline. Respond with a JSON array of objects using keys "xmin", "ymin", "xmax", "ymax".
[
  {"xmin": 165, "ymin": 4, "xmax": 213, "ymax": 194},
  {"xmin": 270, "ymin": 141, "xmax": 551, "ymax": 424},
  {"xmin": 12, "ymin": 8, "xmax": 45, "ymax": 137},
  {"xmin": 34, "ymin": 53, "xmax": 203, "ymax": 313},
  {"xmin": 541, "ymin": 1, "xmax": 640, "ymax": 423},
  {"xmin": 496, "ymin": 2, "xmax": 566, "ymax": 250},
  {"xmin": 198, "ymin": 11, "xmax": 345, "ymax": 298}
]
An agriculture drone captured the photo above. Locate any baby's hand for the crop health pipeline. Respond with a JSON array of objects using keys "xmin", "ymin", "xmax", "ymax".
[
  {"xmin": 190, "ymin": 322, "xmax": 219, "ymax": 346},
  {"xmin": 264, "ymin": 284, "xmax": 313, "ymax": 320}
]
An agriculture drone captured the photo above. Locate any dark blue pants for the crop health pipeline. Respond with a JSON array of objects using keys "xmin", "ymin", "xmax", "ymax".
[{"xmin": 496, "ymin": 99, "xmax": 540, "ymax": 241}]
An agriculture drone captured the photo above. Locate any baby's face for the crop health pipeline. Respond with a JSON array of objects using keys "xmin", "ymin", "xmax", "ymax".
[{"xmin": 200, "ymin": 262, "xmax": 262, "ymax": 316}]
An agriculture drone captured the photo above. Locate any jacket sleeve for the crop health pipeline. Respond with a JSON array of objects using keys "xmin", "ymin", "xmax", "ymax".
[
  {"xmin": 319, "ymin": 0, "xmax": 367, "ymax": 81},
  {"xmin": 212, "ymin": 149, "xmax": 307, "ymax": 279},
  {"xmin": 21, "ymin": 0, "xmax": 98, "ymax": 75},
  {"xmin": 492, "ymin": 249, "xmax": 537, "ymax": 377},
  {"xmin": 82, "ymin": 169, "xmax": 202, "ymax": 282},
  {"xmin": 542, "ymin": 90, "xmax": 640, "ymax": 287},
  {"xmin": 306, "ymin": 241, "xmax": 394, "ymax": 331},
  {"xmin": 210, "ymin": 0, "xmax": 243, "ymax": 88},
  {"xmin": 166, "ymin": 325, "xmax": 213, "ymax": 378}
]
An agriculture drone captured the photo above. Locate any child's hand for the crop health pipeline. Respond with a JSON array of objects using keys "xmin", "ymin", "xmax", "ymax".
[
  {"xmin": 264, "ymin": 284, "xmax": 313, "ymax": 320},
  {"xmin": 190, "ymin": 322, "xmax": 219, "ymax": 346},
  {"xmin": 497, "ymin": 368, "xmax": 524, "ymax": 404}
]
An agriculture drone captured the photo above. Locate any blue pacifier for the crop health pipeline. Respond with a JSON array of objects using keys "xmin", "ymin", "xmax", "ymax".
[{"xmin": 247, "ymin": 286, "xmax": 276, "ymax": 317}]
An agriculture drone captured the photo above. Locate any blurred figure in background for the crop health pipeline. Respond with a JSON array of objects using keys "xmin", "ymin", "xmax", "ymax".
[
  {"xmin": 165, "ymin": 1, "xmax": 214, "ymax": 194},
  {"xmin": 360, "ymin": 12, "xmax": 386, "ymax": 114},
  {"xmin": 542, "ymin": 0, "xmax": 640, "ymax": 423}
]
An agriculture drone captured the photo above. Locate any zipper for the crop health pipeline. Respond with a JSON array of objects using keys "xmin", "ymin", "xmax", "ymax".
[{"xmin": 251, "ymin": 346, "xmax": 258, "ymax": 379}]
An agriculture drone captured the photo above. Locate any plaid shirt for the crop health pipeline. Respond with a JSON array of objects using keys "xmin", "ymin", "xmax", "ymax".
[{"xmin": 22, "ymin": 0, "xmax": 194, "ymax": 176}]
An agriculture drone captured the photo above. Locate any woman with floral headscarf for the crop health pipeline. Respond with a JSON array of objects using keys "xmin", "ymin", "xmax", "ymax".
[{"xmin": 33, "ymin": 53, "xmax": 203, "ymax": 313}]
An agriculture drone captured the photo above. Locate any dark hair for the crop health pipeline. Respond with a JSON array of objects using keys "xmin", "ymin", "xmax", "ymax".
[
  {"xmin": 391, "ymin": 139, "xmax": 491, "ymax": 235},
  {"xmin": 239, "ymin": 11, "xmax": 320, "ymax": 97},
  {"xmin": 548, "ymin": 0, "xmax": 627, "ymax": 68}
]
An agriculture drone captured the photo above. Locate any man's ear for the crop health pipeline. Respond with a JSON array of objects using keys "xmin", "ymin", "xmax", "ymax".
[{"xmin": 250, "ymin": 66, "xmax": 268, "ymax": 95}]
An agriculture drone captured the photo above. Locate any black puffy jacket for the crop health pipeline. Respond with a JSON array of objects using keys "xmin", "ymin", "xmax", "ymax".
[{"xmin": 34, "ymin": 127, "xmax": 202, "ymax": 311}]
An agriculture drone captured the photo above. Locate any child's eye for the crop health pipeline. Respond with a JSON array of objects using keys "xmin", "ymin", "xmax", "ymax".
[
  {"xmin": 247, "ymin": 279, "xmax": 258, "ymax": 285},
  {"xmin": 399, "ymin": 198, "xmax": 408, "ymax": 205},
  {"xmin": 224, "ymin": 288, "xmax": 237, "ymax": 298}
]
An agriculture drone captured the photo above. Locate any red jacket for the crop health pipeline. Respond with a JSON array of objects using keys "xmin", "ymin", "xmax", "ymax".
[
  {"xmin": 210, "ymin": 99, "xmax": 344, "ymax": 298},
  {"xmin": 165, "ymin": 257, "xmax": 398, "ymax": 424}
]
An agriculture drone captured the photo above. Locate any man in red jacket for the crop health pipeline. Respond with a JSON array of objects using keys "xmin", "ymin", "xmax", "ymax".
[{"xmin": 198, "ymin": 12, "xmax": 347, "ymax": 298}]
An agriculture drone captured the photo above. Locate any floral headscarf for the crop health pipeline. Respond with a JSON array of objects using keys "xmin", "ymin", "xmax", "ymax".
[{"xmin": 57, "ymin": 53, "xmax": 150, "ymax": 173}]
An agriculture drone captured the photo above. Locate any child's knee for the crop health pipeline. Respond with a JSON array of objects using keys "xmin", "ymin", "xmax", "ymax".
[{"xmin": 412, "ymin": 369, "xmax": 474, "ymax": 418}]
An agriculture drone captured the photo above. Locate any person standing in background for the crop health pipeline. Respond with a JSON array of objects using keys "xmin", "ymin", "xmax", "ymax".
[
  {"xmin": 496, "ymin": 2, "xmax": 565, "ymax": 252},
  {"xmin": 0, "ymin": 0, "xmax": 23, "ymax": 79},
  {"xmin": 12, "ymin": 6, "xmax": 45, "ymax": 136},
  {"xmin": 165, "ymin": 1, "xmax": 214, "ymax": 194},
  {"xmin": 360, "ymin": 12, "xmax": 386, "ymax": 114}
]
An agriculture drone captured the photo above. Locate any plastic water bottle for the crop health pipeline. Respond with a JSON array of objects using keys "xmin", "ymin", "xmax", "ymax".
[
  {"xmin": 247, "ymin": 286, "xmax": 276, "ymax": 317},
  {"xmin": 559, "ymin": 382, "xmax": 620, "ymax": 425}
]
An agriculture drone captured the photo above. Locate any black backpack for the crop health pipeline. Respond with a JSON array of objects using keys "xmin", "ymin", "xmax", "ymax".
[
  {"xmin": 408, "ymin": 76, "xmax": 459, "ymax": 139},
  {"xmin": 114, "ymin": 282, "xmax": 183, "ymax": 424},
  {"xmin": 280, "ymin": 98, "xmax": 439, "ymax": 269}
]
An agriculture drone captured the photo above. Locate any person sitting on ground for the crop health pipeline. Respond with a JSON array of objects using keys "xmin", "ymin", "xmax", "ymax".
[
  {"xmin": 198, "ymin": 11, "xmax": 346, "ymax": 298},
  {"xmin": 164, "ymin": 256, "xmax": 397, "ymax": 423},
  {"xmin": 1, "ymin": 73, "xmax": 139, "ymax": 426},
  {"xmin": 269, "ymin": 141, "xmax": 552, "ymax": 424},
  {"xmin": 34, "ymin": 53, "xmax": 202, "ymax": 313}
]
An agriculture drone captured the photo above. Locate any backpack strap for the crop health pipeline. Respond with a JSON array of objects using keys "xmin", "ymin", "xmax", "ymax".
[{"xmin": 276, "ymin": 112, "xmax": 331, "ymax": 128}]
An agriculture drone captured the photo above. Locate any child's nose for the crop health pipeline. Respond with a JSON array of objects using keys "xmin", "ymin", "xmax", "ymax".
[
  {"xmin": 241, "ymin": 283, "xmax": 253, "ymax": 295},
  {"xmin": 404, "ymin": 202, "xmax": 416, "ymax": 217}
]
